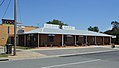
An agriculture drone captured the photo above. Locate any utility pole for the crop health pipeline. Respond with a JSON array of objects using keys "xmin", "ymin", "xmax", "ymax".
[{"xmin": 13, "ymin": 0, "xmax": 17, "ymax": 56}]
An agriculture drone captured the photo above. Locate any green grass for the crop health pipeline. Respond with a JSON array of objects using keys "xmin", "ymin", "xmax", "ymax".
[
  {"xmin": 16, "ymin": 46, "xmax": 32, "ymax": 50},
  {"xmin": 0, "ymin": 53, "xmax": 8, "ymax": 58}
]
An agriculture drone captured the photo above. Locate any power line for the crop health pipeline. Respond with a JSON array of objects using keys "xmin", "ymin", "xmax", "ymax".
[
  {"xmin": 2, "ymin": 0, "xmax": 11, "ymax": 18},
  {"xmin": 0, "ymin": 0, "xmax": 5, "ymax": 7}
]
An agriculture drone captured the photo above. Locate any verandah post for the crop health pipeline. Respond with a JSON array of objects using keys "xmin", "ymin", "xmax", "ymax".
[
  {"xmin": 38, "ymin": 34, "xmax": 39, "ymax": 47},
  {"xmin": 62, "ymin": 34, "xmax": 64, "ymax": 46}
]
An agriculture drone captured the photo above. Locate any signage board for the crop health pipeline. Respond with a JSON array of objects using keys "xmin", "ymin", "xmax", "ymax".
[{"xmin": 44, "ymin": 24, "xmax": 59, "ymax": 29}]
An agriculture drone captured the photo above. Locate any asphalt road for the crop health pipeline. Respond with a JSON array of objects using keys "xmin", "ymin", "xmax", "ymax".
[
  {"xmin": 0, "ymin": 50, "xmax": 119, "ymax": 68},
  {"xmin": 34, "ymin": 47, "xmax": 115, "ymax": 56}
]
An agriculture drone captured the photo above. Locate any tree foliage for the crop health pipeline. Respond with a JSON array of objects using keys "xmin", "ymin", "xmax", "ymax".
[
  {"xmin": 46, "ymin": 19, "xmax": 68, "ymax": 29},
  {"xmin": 88, "ymin": 26, "xmax": 99, "ymax": 32},
  {"xmin": 111, "ymin": 21, "xmax": 119, "ymax": 31},
  {"xmin": 46, "ymin": 19, "xmax": 68, "ymax": 26},
  {"xmin": 111, "ymin": 21, "xmax": 119, "ymax": 30},
  {"xmin": 104, "ymin": 21, "xmax": 119, "ymax": 44}
]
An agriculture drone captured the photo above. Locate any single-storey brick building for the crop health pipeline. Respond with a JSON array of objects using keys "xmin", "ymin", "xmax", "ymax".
[{"xmin": 18, "ymin": 24, "xmax": 116, "ymax": 47}]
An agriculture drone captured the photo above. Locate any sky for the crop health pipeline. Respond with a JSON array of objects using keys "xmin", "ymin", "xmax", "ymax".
[{"xmin": 0, "ymin": 0, "xmax": 119, "ymax": 32}]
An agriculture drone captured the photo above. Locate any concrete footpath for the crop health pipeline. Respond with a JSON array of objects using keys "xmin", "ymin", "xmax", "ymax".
[{"xmin": 0, "ymin": 45, "xmax": 119, "ymax": 61}]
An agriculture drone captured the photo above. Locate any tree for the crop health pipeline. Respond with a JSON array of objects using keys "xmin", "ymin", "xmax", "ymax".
[
  {"xmin": 93, "ymin": 26, "xmax": 99, "ymax": 32},
  {"xmin": 111, "ymin": 21, "xmax": 119, "ymax": 30},
  {"xmin": 46, "ymin": 19, "xmax": 68, "ymax": 26},
  {"xmin": 88, "ymin": 26, "xmax": 99, "ymax": 32},
  {"xmin": 88, "ymin": 26, "xmax": 93, "ymax": 31},
  {"xmin": 104, "ymin": 21, "xmax": 119, "ymax": 44},
  {"xmin": 46, "ymin": 19, "xmax": 68, "ymax": 29},
  {"xmin": 111, "ymin": 21, "xmax": 119, "ymax": 28}
]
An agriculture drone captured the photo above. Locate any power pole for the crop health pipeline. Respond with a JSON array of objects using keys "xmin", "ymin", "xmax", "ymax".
[{"xmin": 13, "ymin": 0, "xmax": 17, "ymax": 56}]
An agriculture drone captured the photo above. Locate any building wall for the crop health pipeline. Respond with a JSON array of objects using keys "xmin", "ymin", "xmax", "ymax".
[
  {"xmin": 104, "ymin": 37, "xmax": 110, "ymax": 45},
  {"xmin": 96, "ymin": 37, "xmax": 103, "ymax": 45},
  {"xmin": 18, "ymin": 35, "xmax": 24, "ymax": 46},
  {"xmin": 0, "ymin": 24, "xmax": 14, "ymax": 46},
  {"xmin": 54, "ymin": 35, "xmax": 61, "ymax": 45},
  {"xmin": 66, "ymin": 37, "xmax": 74, "ymax": 45},
  {"xmin": 23, "ymin": 26, "xmax": 38, "ymax": 32},
  {"xmin": 0, "ymin": 24, "xmax": 38, "ymax": 46},
  {"xmin": 40, "ymin": 34, "xmax": 48, "ymax": 46},
  {"xmin": 40, "ymin": 34, "xmax": 62, "ymax": 46},
  {"xmin": 76, "ymin": 36, "xmax": 85, "ymax": 45},
  {"xmin": 64, "ymin": 35, "xmax": 75, "ymax": 45},
  {"xmin": 87, "ymin": 36, "xmax": 95, "ymax": 45}
]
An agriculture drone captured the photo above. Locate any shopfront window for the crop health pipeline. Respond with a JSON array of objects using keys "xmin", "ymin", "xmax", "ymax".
[{"xmin": 48, "ymin": 34, "xmax": 55, "ymax": 42}]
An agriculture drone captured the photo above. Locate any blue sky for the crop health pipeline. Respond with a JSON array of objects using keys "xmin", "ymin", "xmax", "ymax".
[{"xmin": 0, "ymin": 0, "xmax": 119, "ymax": 31}]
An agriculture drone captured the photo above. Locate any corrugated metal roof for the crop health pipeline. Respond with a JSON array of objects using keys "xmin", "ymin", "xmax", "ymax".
[{"xmin": 23, "ymin": 28, "xmax": 114, "ymax": 37}]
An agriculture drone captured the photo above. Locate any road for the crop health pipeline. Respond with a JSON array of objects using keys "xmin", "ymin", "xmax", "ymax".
[
  {"xmin": 0, "ymin": 50, "xmax": 119, "ymax": 68},
  {"xmin": 34, "ymin": 47, "xmax": 116, "ymax": 56}
]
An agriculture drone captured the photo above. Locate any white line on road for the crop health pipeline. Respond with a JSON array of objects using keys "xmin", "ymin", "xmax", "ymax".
[{"xmin": 41, "ymin": 59, "xmax": 101, "ymax": 68}]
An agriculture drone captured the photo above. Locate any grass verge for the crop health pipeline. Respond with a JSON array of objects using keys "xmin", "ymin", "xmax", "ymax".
[
  {"xmin": 0, "ymin": 53, "xmax": 8, "ymax": 58},
  {"xmin": 16, "ymin": 46, "xmax": 32, "ymax": 50}
]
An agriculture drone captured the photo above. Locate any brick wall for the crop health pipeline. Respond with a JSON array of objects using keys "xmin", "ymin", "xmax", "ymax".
[
  {"xmin": 0, "ymin": 24, "xmax": 38, "ymax": 46},
  {"xmin": 0, "ymin": 24, "xmax": 14, "ymax": 46}
]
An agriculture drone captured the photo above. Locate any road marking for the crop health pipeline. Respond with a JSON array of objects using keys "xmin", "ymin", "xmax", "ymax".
[{"xmin": 41, "ymin": 59, "xmax": 100, "ymax": 68}]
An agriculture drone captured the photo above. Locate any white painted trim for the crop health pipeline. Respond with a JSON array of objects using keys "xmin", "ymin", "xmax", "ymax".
[
  {"xmin": 62, "ymin": 34, "xmax": 64, "ymax": 46},
  {"xmin": 75, "ymin": 35, "xmax": 77, "ymax": 45},
  {"xmin": 95, "ymin": 36, "xmax": 97, "ymax": 45},
  {"xmin": 110, "ymin": 37, "xmax": 112, "ymax": 44},
  {"xmin": 86, "ymin": 36, "xmax": 88, "ymax": 44},
  {"xmin": 38, "ymin": 34, "xmax": 39, "ymax": 47}
]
